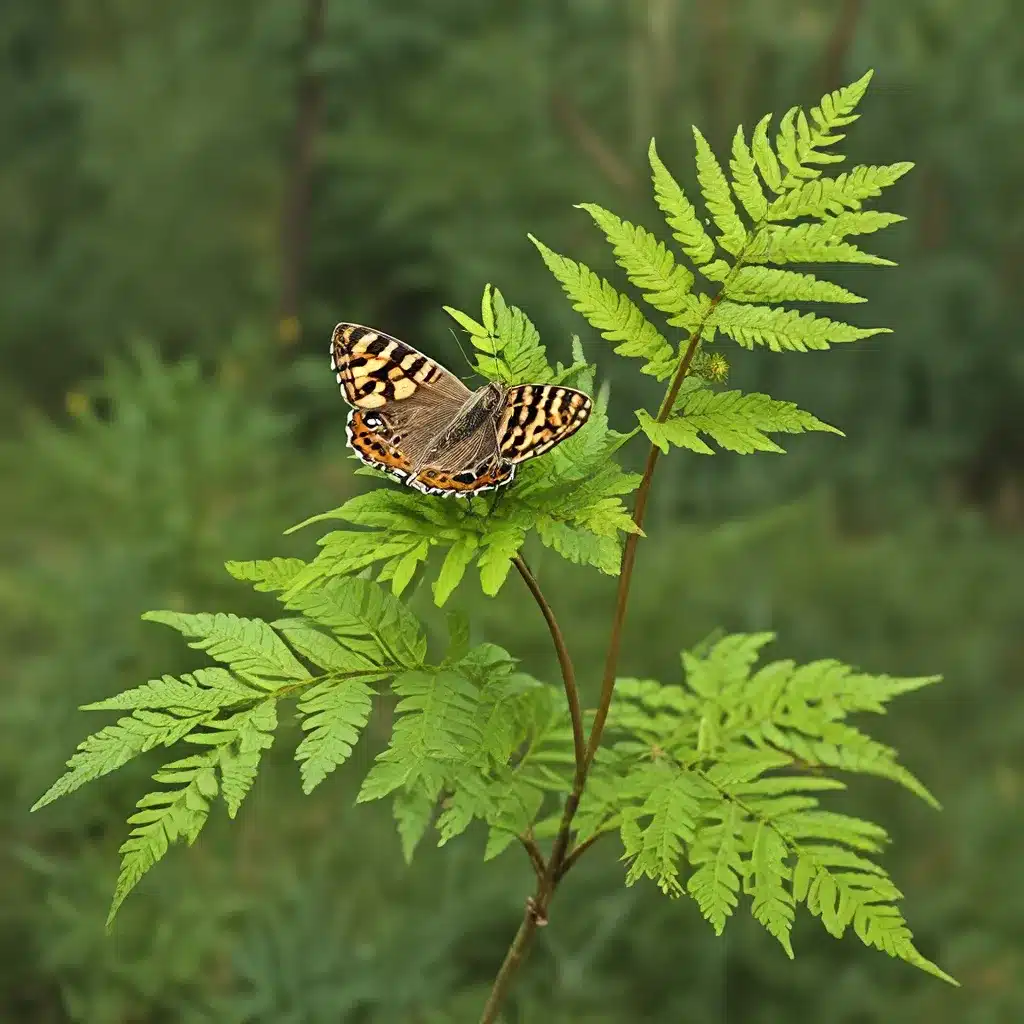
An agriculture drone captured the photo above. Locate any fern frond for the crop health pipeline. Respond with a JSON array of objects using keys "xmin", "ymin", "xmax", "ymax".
[
  {"xmin": 767, "ymin": 163, "xmax": 914, "ymax": 220},
  {"xmin": 638, "ymin": 390, "xmax": 841, "ymax": 456},
  {"xmin": 748, "ymin": 220, "xmax": 899, "ymax": 267},
  {"xmin": 107, "ymin": 750, "xmax": 219, "ymax": 925},
  {"xmin": 693, "ymin": 127, "xmax": 748, "ymax": 255},
  {"xmin": 393, "ymin": 786, "xmax": 436, "ymax": 863},
  {"xmin": 295, "ymin": 676, "xmax": 375, "ymax": 794},
  {"xmin": 749, "ymin": 820, "xmax": 795, "ymax": 955},
  {"xmin": 774, "ymin": 70, "xmax": 873, "ymax": 188},
  {"xmin": 224, "ymin": 557, "xmax": 306, "ymax": 594},
  {"xmin": 477, "ymin": 522, "xmax": 527, "ymax": 596},
  {"xmin": 445, "ymin": 284, "xmax": 552, "ymax": 384},
  {"xmin": 284, "ymin": 577, "xmax": 427, "ymax": 668},
  {"xmin": 81, "ymin": 667, "xmax": 262, "ymax": 712},
  {"xmin": 32, "ymin": 708, "xmax": 213, "ymax": 811},
  {"xmin": 620, "ymin": 762, "xmax": 710, "ymax": 895},
  {"xmin": 712, "ymin": 302, "xmax": 888, "ymax": 352},
  {"xmin": 648, "ymin": 139, "xmax": 716, "ymax": 265},
  {"xmin": 576, "ymin": 203, "xmax": 697, "ymax": 317},
  {"xmin": 535, "ymin": 518, "xmax": 620, "ymax": 575},
  {"xmin": 142, "ymin": 611, "xmax": 308, "ymax": 687},
  {"xmin": 529, "ymin": 235, "xmax": 676, "ymax": 378},
  {"xmin": 729, "ymin": 125, "xmax": 769, "ymax": 222},
  {"xmin": 210, "ymin": 700, "xmax": 277, "ymax": 817},
  {"xmin": 433, "ymin": 535, "xmax": 479, "ymax": 606},
  {"xmin": 687, "ymin": 801, "xmax": 744, "ymax": 934},
  {"xmin": 357, "ymin": 669, "xmax": 482, "ymax": 802},
  {"xmin": 723, "ymin": 266, "xmax": 865, "ymax": 304}
]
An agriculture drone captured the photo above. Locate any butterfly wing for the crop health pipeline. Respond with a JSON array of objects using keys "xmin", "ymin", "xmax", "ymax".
[
  {"xmin": 496, "ymin": 384, "xmax": 592, "ymax": 463},
  {"xmin": 331, "ymin": 323, "xmax": 472, "ymax": 463},
  {"xmin": 346, "ymin": 409, "xmax": 514, "ymax": 496}
]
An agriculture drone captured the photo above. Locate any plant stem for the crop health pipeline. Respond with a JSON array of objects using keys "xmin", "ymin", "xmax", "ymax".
[
  {"xmin": 584, "ymin": 318, "xmax": 711, "ymax": 765},
  {"xmin": 480, "ymin": 317, "xmax": 714, "ymax": 1024},
  {"xmin": 513, "ymin": 555, "xmax": 586, "ymax": 774}
]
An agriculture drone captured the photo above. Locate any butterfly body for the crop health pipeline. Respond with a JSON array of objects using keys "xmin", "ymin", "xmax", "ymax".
[{"xmin": 330, "ymin": 323, "xmax": 592, "ymax": 497}]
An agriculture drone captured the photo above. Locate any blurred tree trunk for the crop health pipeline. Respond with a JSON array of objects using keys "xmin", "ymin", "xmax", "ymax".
[
  {"xmin": 278, "ymin": 0, "xmax": 327, "ymax": 343},
  {"xmin": 819, "ymin": 0, "xmax": 864, "ymax": 92}
]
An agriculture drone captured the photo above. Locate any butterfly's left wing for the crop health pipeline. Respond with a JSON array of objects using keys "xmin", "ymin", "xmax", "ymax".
[{"xmin": 496, "ymin": 384, "xmax": 592, "ymax": 464}]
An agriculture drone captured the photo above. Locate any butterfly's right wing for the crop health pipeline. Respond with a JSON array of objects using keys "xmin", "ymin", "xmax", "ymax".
[{"xmin": 331, "ymin": 323, "xmax": 471, "ymax": 460}]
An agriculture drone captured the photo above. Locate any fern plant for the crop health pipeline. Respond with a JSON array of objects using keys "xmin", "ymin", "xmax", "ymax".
[{"xmin": 33, "ymin": 71, "xmax": 956, "ymax": 1019}]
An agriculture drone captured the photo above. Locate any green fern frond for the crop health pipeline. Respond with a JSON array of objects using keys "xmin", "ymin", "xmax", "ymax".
[
  {"xmin": 638, "ymin": 390, "xmax": 841, "ymax": 456},
  {"xmin": 712, "ymin": 302, "xmax": 888, "ymax": 352},
  {"xmin": 747, "ymin": 222, "xmax": 897, "ymax": 267},
  {"xmin": 81, "ymin": 667, "xmax": 262, "ymax": 712},
  {"xmin": 749, "ymin": 820, "xmax": 795, "ymax": 955},
  {"xmin": 477, "ymin": 522, "xmax": 527, "ymax": 596},
  {"xmin": 209, "ymin": 700, "xmax": 278, "ymax": 817},
  {"xmin": 723, "ymin": 266, "xmax": 865, "ymax": 304},
  {"xmin": 224, "ymin": 557, "xmax": 307, "ymax": 594},
  {"xmin": 535, "ymin": 519, "xmax": 620, "ymax": 575},
  {"xmin": 283, "ymin": 577, "xmax": 427, "ymax": 668},
  {"xmin": 729, "ymin": 125, "xmax": 769, "ymax": 222},
  {"xmin": 295, "ymin": 676, "xmax": 374, "ymax": 794},
  {"xmin": 357, "ymin": 668, "xmax": 482, "ymax": 802},
  {"xmin": 687, "ymin": 801, "xmax": 744, "ymax": 934},
  {"xmin": 620, "ymin": 761, "xmax": 710, "ymax": 895},
  {"xmin": 576, "ymin": 203, "xmax": 697, "ymax": 318},
  {"xmin": 529, "ymin": 235, "xmax": 677, "ymax": 378},
  {"xmin": 107, "ymin": 750, "xmax": 220, "ymax": 925},
  {"xmin": 767, "ymin": 163, "xmax": 914, "ymax": 220},
  {"xmin": 693, "ymin": 127, "xmax": 748, "ymax": 255},
  {"xmin": 142, "ymin": 611, "xmax": 308, "ymax": 687},
  {"xmin": 32, "ymin": 708, "xmax": 214, "ymax": 811},
  {"xmin": 444, "ymin": 284, "xmax": 552, "ymax": 384},
  {"xmin": 648, "ymin": 139, "xmax": 716, "ymax": 265},
  {"xmin": 392, "ymin": 786, "xmax": 436, "ymax": 864}
]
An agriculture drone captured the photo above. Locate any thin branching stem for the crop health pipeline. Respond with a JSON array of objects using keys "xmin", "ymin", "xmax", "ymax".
[
  {"xmin": 585, "ymin": 314, "xmax": 714, "ymax": 766},
  {"xmin": 512, "ymin": 554, "xmax": 586, "ymax": 773}
]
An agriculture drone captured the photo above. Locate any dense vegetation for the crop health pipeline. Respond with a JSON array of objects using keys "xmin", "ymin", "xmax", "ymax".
[{"xmin": 3, "ymin": 2, "xmax": 1021, "ymax": 1022}]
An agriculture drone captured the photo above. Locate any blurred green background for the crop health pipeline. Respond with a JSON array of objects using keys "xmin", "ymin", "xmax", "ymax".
[{"xmin": 2, "ymin": 1, "xmax": 1022, "ymax": 1021}]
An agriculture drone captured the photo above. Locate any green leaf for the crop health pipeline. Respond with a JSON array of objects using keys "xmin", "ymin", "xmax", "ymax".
[
  {"xmin": 393, "ymin": 786, "xmax": 436, "ymax": 863},
  {"xmin": 535, "ymin": 518, "xmax": 621, "ymax": 575},
  {"xmin": 751, "ymin": 113, "xmax": 783, "ymax": 193},
  {"xmin": 712, "ymin": 302, "xmax": 889, "ymax": 353},
  {"xmin": 529, "ymin": 235, "xmax": 675, "ymax": 378},
  {"xmin": 295, "ymin": 676, "xmax": 375, "ymax": 794},
  {"xmin": 750, "ymin": 821, "xmax": 795, "ymax": 956},
  {"xmin": 723, "ymin": 266, "xmax": 865, "ymax": 305},
  {"xmin": 357, "ymin": 669, "xmax": 481, "ymax": 802},
  {"xmin": 433, "ymin": 535, "xmax": 478, "ymax": 606},
  {"xmin": 664, "ymin": 389, "xmax": 843, "ymax": 455},
  {"xmin": 478, "ymin": 523, "xmax": 526, "ymax": 596},
  {"xmin": 729, "ymin": 125, "xmax": 768, "ymax": 222},
  {"xmin": 636, "ymin": 409, "xmax": 714, "ymax": 456},
  {"xmin": 107, "ymin": 750, "xmax": 220, "ymax": 925},
  {"xmin": 216, "ymin": 700, "xmax": 277, "ymax": 817},
  {"xmin": 767, "ymin": 163, "xmax": 914, "ymax": 221},
  {"xmin": 648, "ymin": 139, "xmax": 716, "ymax": 265},
  {"xmin": 225, "ymin": 557, "xmax": 307, "ymax": 593},
  {"xmin": 82, "ymin": 667, "xmax": 262, "ymax": 712},
  {"xmin": 693, "ymin": 127, "xmax": 747, "ymax": 255},
  {"xmin": 576, "ymin": 203, "xmax": 696, "ymax": 317},
  {"xmin": 142, "ymin": 611, "xmax": 308, "ymax": 687},
  {"xmin": 32, "ymin": 708, "xmax": 214, "ymax": 811},
  {"xmin": 284, "ymin": 577, "xmax": 427, "ymax": 668},
  {"xmin": 687, "ymin": 802, "xmax": 744, "ymax": 934}
]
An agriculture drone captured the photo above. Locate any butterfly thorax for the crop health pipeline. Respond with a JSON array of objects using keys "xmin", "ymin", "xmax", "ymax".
[{"xmin": 414, "ymin": 381, "xmax": 506, "ymax": 473}]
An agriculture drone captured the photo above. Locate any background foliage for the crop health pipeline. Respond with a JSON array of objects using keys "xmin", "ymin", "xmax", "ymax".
[{"xmin": 2, "ymin": 1, "xmax": 1021, "ymax": 1021}]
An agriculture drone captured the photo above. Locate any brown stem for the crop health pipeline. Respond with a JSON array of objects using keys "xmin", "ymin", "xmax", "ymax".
[
  {"xmin": 512, "ymin": 555, "xmax": 586, "ymax": 775},
  {"xmin": 557, "ymin": 830, "xmax": 609, "ymax": 881},
  {"xmin": 518, "ymin": 834, "xmax": 546, "ymax": 880},
  {"xmin": 278, "ymin": 0, "xmax": 327, "ymax": 336},
  {"xmin": 584, "ymin": 317, "xmax": 712, "ymax": 766}
]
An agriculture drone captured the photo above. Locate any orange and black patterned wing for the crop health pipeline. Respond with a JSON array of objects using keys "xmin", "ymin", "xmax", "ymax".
[
  {"xmin": 496, "ymin": 384, "xmax": 592, "ymax": 464},
  {"xmin": 330, "ymin": 323, "xmax": 470, "ymax": 410},
  {"xmin": 346, "ymin": 409, "xmax": 515, "ymax": 497}
]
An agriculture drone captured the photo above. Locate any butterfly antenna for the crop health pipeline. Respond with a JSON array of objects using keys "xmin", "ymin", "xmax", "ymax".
[{"xmin": 446, "ymin": 327, "xmax": 478, "ymax": 383}]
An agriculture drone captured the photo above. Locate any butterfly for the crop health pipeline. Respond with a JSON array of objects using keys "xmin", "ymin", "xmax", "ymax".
[{"xmin": 330, "ymin": 323, "xmax": 593, "ymax": 497}]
